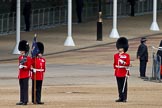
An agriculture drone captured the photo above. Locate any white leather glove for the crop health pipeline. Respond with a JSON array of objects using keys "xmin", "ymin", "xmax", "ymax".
[
  {"xmin": 125, "ymin": 74, "xmax": 129, "ymax": 78},
  {"xmin": 19, "ymin": 65, "xmax": 24, "ymax": 69},
  {"xmin": 32, "ymin": 68, "xmax": 37, "ymax": 73},
  {"xmin": 119, "ymin": 59, "xmax": 125, "ymax": 64}
]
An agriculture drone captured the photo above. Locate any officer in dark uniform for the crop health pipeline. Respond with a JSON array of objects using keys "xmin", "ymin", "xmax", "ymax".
[
  {"xmin": 23, "ymin": 0, "xmax": 31, "ymax": 31},
  {"xmin": 16, "ymin": 40, "xmax": 32, "ymax": 105},
  {"xmin": 75, "ymin": 0, "xmax": 84, "ymax": 23},
  {"xmin": 127, "ymin": 0, "xmax": 136, "ymax": 16},
  {"xmin": 137, "ymin": 37, "xmax": 148, "ymax": 78}
]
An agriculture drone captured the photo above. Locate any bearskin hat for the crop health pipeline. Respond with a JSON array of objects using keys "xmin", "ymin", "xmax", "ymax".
[
  {"xmin": 158, "ymin": 40, "xmax": 162, "ymax": 47},
  {"xmin": 116, "ymin": 37, "xmax": 129, "ymax": 52},
  {"xmin": 158, "ymin": 40, "xmax": 162, "ymax": 51},
  {"xmin": 141, "ymin": 37, "xmax": 147, "ymax": 43},
  {"xmin": 18, "ymin": 40, "xmax": 29, "ymax": 52},
  {"xmin": 37, "ymin": 42, "xmax": 44, "ymax": 54}
]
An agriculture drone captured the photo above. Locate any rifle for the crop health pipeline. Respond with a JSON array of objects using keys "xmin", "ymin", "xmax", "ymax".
[{"xmin": 20, "ymin": 51, "xmax": 29, "ymax": 65}]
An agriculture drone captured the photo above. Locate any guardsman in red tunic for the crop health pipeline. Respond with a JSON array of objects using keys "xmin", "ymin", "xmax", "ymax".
[
  {"xmin": 31, "ymin": 42, "xmax": 46, "ymax": 104},
  {"xmin": 114, "ymin": 37, "xmax": 130, "ymax": 102},
  {"xmin": 16, "ymin": 40, "xmax": 31, "ymax": 105}
]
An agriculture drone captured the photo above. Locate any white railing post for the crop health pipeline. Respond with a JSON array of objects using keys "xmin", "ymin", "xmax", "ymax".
[
  {"xmin": 150, "ymin": 0, "xmax": 160, "ymax": 31},
  {"xmin": 109, "ymin": 0, "xmax": 120, "ymax": 38},
  {"xmin": 64, "ymin": 0, "xmax": 75, "ymax": 46},
  {"xmin": 12, "ymin": 0, "xmax": 20, "ymax": 54}
]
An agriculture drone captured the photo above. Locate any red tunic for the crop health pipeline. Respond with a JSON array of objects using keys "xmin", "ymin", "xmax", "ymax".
[
  {"xmin": 18, "ymin": 56, "xmax": 32, "ymax": 79},
  {"xmin": 113, "ymin": 53, "xmax": 130, "ymax": 77},
  {"xmin": 31, "ymin": 57, "xmax": 46, "ymax": 80}
]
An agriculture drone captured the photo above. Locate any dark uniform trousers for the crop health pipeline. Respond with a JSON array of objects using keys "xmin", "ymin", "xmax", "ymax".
[
  {"xmin": 76, "ymin": 7, "xmax": 82, "ymax": 23},
  {"xmin": 76, "ymin": 0, "xmax": 83, "ymax": 23},
  {"xmin": 130, "ymin": 4, "xmax": 135, "ymax": 16},
  {"xmin": 19, "ymin": 78, "xmax": 29, "ymax": 103},
  {"xmin": 24, "ymin": 15, "xmax": 30, "ymax": 31},
  {"xmin": 32, "ymin": 80, "xmax": 43, "ymax": 103},
  {"xmin": 128, "ymin": 0, "xmax": 136, "ymax": 16},
  {"xmin": 23, "ymin": 2, "xmax": 31, "ymax": 31},
  {"xmin": 116, "ymin": 77, "xmax": 127, "ymax": 100},
  {"xmin": 140, "ymin": 60, "xmax": 147, "ymax": 77}
]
